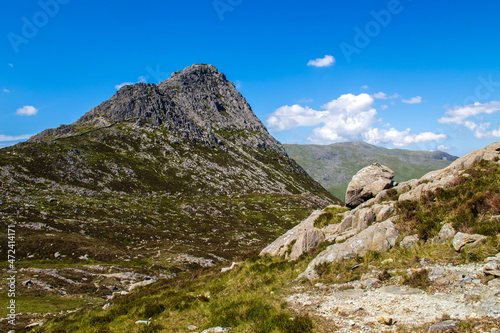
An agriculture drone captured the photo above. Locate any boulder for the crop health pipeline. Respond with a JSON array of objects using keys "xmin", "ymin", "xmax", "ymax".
[
  {"xmin": 353, "ymin": 208, "xmax": 376, "ymax": 231},
  {"xmin": 400, "ymin": 234, "xmax": 419, "ymax": 249},
  {"xmin": 432, "ymin": 223, "xmax": 456, "ymax": 243},
  {"xmin": 289, "ymin": 228, "xmax": 325, "ymax": 260},
  {"xmin": 375, "ymin": 204, "xmax": 395, "ymax": 222},
  {"xmin": 259, "ymin": 210, "xmax": 324, "ymax": 257},
  {"xmin": 345, "ymin": 163, "xmax": 395, "ymax": 208},
  {"xmin": 483, "ymin": 253, "xmax": 500, "ymax": 277},
  {"xmin": 298, "ymin": 221, "xmax": 400, "ymax": 280},
  {"xmin": 452, "ymin": 232, "xmax": 487, "ymax": 252},
  {"xmin": 428, "ymin": 320, "xmax": 458, "ymax": 333}
]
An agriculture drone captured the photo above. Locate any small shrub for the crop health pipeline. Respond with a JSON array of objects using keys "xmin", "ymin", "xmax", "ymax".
[
  {"xmin": 403, "ymin": 269, "xmax": 430, "ymax": 289},
  {"xmin": 142, "ymin": 301, "xmax": 166, "ymax": 318},
  {"xmin": 378, "ymin": 269, "xmax": 391, "ymax": 282}
]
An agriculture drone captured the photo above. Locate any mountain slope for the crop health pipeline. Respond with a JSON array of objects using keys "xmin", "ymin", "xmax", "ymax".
[
  {"xmin": 0, "ymin": 65, "xmax": 341, "ymax": 322},
  {"xmin": 285, "ymin": 141, "xmax": 457, "ymax": 201},
  {"xmin": 32, "ymin": 142, "xmax": 500, "ymax": 333}
]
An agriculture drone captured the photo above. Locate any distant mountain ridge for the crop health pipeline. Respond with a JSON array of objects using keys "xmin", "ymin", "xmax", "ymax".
[{"xmin": 285, "ymin": 141, "xmax": 458, "ymax": 201}]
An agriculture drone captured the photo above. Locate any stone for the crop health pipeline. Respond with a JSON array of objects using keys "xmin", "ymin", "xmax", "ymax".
[
  {"xmin": 135, "ymin": 320, "xmax": 151, "ymax": 325},
  {"xmin": 260, "ymin": 210, "xmax": 324, "ymax": 257},
  {"xmin": 201, "ymin": 327, "xmax": 231, "ymax": 333},
  {"xmin": 433, "ymin": 223, "xmax": 456, "ymax": 243},
  {"xmin": 400, "ymin": 234, "xmax": 419, "ymax": 249},
  {"xmin": 376, "ymin": 205, "xmax": 395, "ymax": 222},
  {"xmin": 354, "ymin": 208, "xmax": 377, "ymax": 231},
  {"xmin": 187, "ymin": 325, "xmax": 197, "ymax": 331},
  {"xmin": 483, "ymin": 261, "xmax": 500, "ymax": 277},
  {"xmin": 289, "ymin": 228, "xmax": 325, "ymax": 260},
  {"xmin": 54, "ymin": 252, "xmax": 61, "ymax": 259},
  {"xmin": 453, "ymin": 232, "xmax": 487, "ymax": 251},
  {"xmin": 221, "ymin": 262, "xmax": 241, "ymax": 273},
  {"xmin": 345, "ymin": 163, "xmax": 395, "ymax": 209},
  {"xmin": 428, "ymin": 320, "xmax": 458, "ymax": 332},
  {"xmin": 377, "ymin": 316, "xmax": 396, "ymax": 325},
  {"xmin": 298, "ymin": 221, "xmax": 400, "ymax": 280}
]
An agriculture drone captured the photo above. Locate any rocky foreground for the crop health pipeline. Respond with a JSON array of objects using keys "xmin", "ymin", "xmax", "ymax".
[{"xmin": 261, "ymin": 142, "xmax": 500, "ymax": 332}]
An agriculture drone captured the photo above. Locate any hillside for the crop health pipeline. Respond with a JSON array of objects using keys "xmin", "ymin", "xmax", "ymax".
[
  {"xmin": 285, "ymin": 142, "xmax": 457, "ymax": 201},
  {"xmin": 30, "ymin": 142, "xmax": 500, "ymax": 332},
  {"xmin": 0, "ymin": 64, "xmax": 340, "ymax": 327}
]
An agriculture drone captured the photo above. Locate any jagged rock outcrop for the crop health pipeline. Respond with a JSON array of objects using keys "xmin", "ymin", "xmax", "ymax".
[
  {"xmin": 345, "ymin": 163, "xmax": 395, "ymax": 208},
  {"xmin": 298, "ymin": 221, "xmax": 400, "ymax": 280},
  {"xmin": 396, "ymin": 142, "xmax": 500, "ymax": 202},
  {"xmin": 30, "ymin": 64, "xmax": 282, "ymax": 153},
  {"xmin": 289, "ymin": 228, "xmax": 325, "ymax": 261},
  {"xmin": 259, "ymin": 210, "xmax": 325, "ymax": 258}
]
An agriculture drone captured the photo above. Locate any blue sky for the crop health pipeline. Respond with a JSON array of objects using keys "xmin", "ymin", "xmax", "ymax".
[{"xmin": 1, "ymin": 0, "xmax": 500, "ymax": 156}]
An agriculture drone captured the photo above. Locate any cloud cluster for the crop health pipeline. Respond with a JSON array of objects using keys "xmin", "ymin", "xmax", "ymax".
[
  {"xmin": 307, "ymin": 55, "xmax": 335, "ymax": 67},
  {"xmin": 115, "ymin": 82, "xmax": 134, "ymax": 90},
  {"xmin": 16, "ymin": 105, "xmax": 38, "ymax": 116},
  {"xmin": 438, "ymin": 101, "xmax": 500, "ymax": 138},
  {"xmin": 267, "ymin": 93, "xmax": 446, "ymax": 147},
  {"xmin": 402, "ymin": 96, "xmax": 422, "ymax": 104},
  {"xmin": 0, "ymin": 134, "xmax": 32, "ymax": 141}
]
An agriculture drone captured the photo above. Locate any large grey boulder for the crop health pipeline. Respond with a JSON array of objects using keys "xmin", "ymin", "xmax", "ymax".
[
  {"xmin": 298, "ymin": 221, "xmax": 400, "ymax": 280},
  {"xmin": 345, "ymin": 163, "xmax": 395, "ymax": 209},
  {"xmin": 259, "ymin": 210, "xmax": 324, "ymax": 257},
  {"xmin": 289, "ymin": 228, "xmax": 325, "ymax": 260}
]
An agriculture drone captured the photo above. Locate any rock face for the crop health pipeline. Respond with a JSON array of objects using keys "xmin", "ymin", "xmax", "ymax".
[
  {"xmin": 30, "ymin": 64, "xmax": 279, "ymax": 152},
  {"xmin": 259, "ymin": 210, "xmax": 325, "ymax": 258},
  {"xmin": 298, "ymin": 221, "xmax": 400, "ymax": 280},
  {"xmin": 289, "ymin": 228, "xmax": 325, "ymax": 261},
  {"xmin": 345, "ymin": 163, "xmax": 395, "ymax": 208}
]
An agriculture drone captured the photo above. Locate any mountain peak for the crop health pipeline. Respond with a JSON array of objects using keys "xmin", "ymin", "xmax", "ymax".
[{"xmin": 29, "ymin": 64, "xmax": 280, "ymax": 152}]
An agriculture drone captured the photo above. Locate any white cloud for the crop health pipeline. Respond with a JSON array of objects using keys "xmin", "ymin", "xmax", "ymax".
[
  {"xmin": 361, "ymin": 85, "xmax": 369, "ymax": 89},
  {"xmin": 437, "ymin": 144, "xmax": 451, "ymax": 151},
  {"xmin": 402, "ymin": 96, "xmax": 422, "ymax": 104},
  {"xmin": 3, "ymin": 88, "xmax": 10, "ymax": 93},
  {"xmin": 307, "ymin": 55, "xmax": 335, "ymax": 67},
  {"xmin": 374, "ymin": 92, "xmax": 399, "ymax": 100},
  {"xmin": 138, "ymin": 76, "xmax": 147, "ymax": 83},
  {"xmin": 234, "ymin": 80, "xmax": 242, "ymax": 89},
  {"xmin": 8, "ymin": 63, "xmax": 13, "ymax": 68},
  {"xmin": 16, "ymin": 105, "xmax": 38, "ymax": 116},
  {"xmin": 438, "ymin": 101, "xmax": 500, "ymax": 138},
  {"xmin": 267, "ymin": 93, "xmax": 446, "ymax": 147},
  {"xmin": 0, "ymin": 134, "xmax": 32, "ymax": 141},
  {"xmin": 380, "ymin": 105, "xmax": 388, "ymax": 110},
  {"xmin": 115, "ymin": 82, "xmax": 134, "ymax": 90},
  {"xmin": 267, "ymin": 105, "xmax": 328, "ymax": 131},
  {"xmin": 373, "ymin": 92, "xmax": 387, "ymax": 99},
  {"xmin": 364, "ymin": 128, "xmax": 447, "ymax": 147},
  {"xmin": 297, "ymin": 98, "xmax": 313, "ymax": 104}
]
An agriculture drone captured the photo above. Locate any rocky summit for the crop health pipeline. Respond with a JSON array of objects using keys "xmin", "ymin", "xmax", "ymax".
[{"xmin": 0, "ymin": 64, "xmax": 340, "ymax": 328}]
